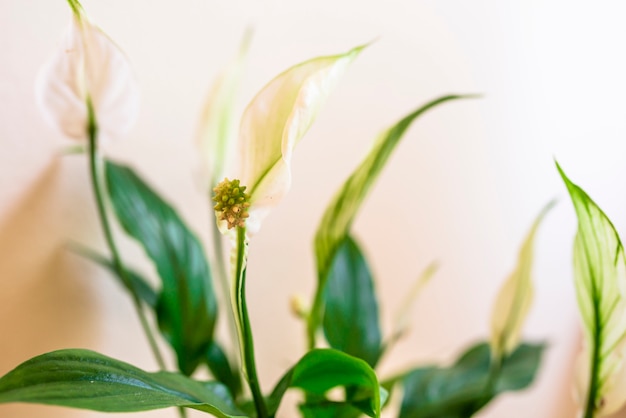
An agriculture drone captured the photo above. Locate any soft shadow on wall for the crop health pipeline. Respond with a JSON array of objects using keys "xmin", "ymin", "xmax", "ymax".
[{"xmin": 0, "ymin": 158, "xmax": 100, "ymax": 418}]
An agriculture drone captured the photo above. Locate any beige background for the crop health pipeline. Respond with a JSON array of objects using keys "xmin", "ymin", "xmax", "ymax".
[{"xmin": 2, "ymin": 0, "xmax": 626, "ymax": 417}]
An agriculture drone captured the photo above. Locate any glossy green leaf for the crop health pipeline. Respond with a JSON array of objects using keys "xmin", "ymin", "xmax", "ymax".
[
  {"xmin": 0, "ymin": 349, "xmax": 245, "ymax": 417},
  {"xmin": 235, "ymin": 44, "xmax": 365, "ymax": 235},
  {"xmin": 490, "ymin": 200, "xmax": 555, "ymax": 359},
  {"xmin": 310, "ymin": 95, "xmax": 476, "ymax": 347},
  {"xmin": 558, "ymin": 163, "xmax": 626, "ymax": 417},
  {"xmin": 206, "ymin": 341, "xmax": 242, "ymax": 398},
  {"xmin": 399, "ymin": 342, "xmax": 544, "ymax": 418},
  {"xmin": 267, "ymin": 349, "xmax": 385, "ymax": 418},
  {"xmin": 323, "ymin": 235, "xmax": 381, "ymax": 367},
  {"xmin": 105, "ymin": 161, "xmax": 218, "ymax": 375},
  {"xmin": 68, "ymin": 243, "xmax": 157, "ymax": 308}
]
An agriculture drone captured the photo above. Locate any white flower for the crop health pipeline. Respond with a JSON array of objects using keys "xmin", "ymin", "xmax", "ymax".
[
  {"xmin": 213, "ymin": 45, "xmax": 365, "ymax": 235},
  {"xmin": 35, "ymin": 0, "xmax": 139, "ymax": 144}
]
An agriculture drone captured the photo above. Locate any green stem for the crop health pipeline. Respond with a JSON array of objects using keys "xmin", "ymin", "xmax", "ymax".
[
  {"xmin": 233, "ymin": 227, "xmax": 268, "ymax": 418},
  {"xmin": 210, "ymin": 216, "xmax": 241, "ymax": 371},
  {"xmin": 86, "ymin": 100, "xmax": 166, "ymax": 371},
  {"xmin": 584, "ymin": 300, "xmax": 602, "ymax": 418}
]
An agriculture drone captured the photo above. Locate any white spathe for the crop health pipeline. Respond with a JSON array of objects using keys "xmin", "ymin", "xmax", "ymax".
[
  {"xmin": 35, "ymin": 12, "xmax": 139, "ymax": 144},
  {"xmin": 232, "ymin": 45, "xmax": 364, "ymax": 235}
]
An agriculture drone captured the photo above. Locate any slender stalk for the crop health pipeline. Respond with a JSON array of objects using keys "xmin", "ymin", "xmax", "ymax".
[
  {"xmin": 210, "ymin": 216, "xmax": 241, "ymax": 371},
  {"xmin": 232, "ymin": 227, "xmax": 268, "ymax": 418},
  {"xmin": 86, "ymin": 100, "xmax": 166, "ymax": 370},
  {"xmin": 583, "ymin": 298, "xmax": 602, "ymax": 418}
]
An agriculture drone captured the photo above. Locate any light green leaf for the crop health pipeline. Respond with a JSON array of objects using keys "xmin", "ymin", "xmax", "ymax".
[
  {"xmin": 398, "ymin": 342, "xmax": 545, "ymax": 418},
  {"xmin": 105, "ymin": 161, "xmax": 218, "ymax": 376},
  {"xmin": 236, "ymin": 44, "xmax": 365, "ymax": 234},
  {"xmin": 323, "ymin": 235, "xmax": 382, "ymax": 367},
  {"xmin": 385, "ymin": 261, "xmax": 438, "ymax": 351},
  {"xmin": 197, "ymin": 29, "xmax": 252, "ymax": 189},
  {"xmin": 309, "ymin": 95, "xmax": 476, "ymax": 347},
  {"xmin": 67, "ymin": 243, "xmax": 158, "ymax": 308},
  {"xmin": 490, "ymin": 200, "xmax": 555, "ymax": 359},
  {"xmin": 0, "ymin": 349, "xmax": 246, "ymax": 417},
  {"xmin": 558, "ymin": 163, "xmax": 626, "ymax": 417},
  {"xmin": 267, "ymin": 349, "xmax": 385, "ymax": 418}
]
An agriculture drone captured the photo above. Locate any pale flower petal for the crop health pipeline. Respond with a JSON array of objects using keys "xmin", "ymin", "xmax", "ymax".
[
  {"xmin": 237, "ymin": 45, "xmax": 365, "ymax": 234},
  {"xmin": 196, "ymin": 30, "xmax": 251, "ymax": 189},
  {"xmin": 36, "ymin": 12, "xmax": 139, "ymax": 144}
]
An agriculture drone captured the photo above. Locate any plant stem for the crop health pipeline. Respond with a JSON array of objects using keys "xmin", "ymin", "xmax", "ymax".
[
  {"xmin": 584, "ymin": 298, "xmax": 602, "ymax": 418},
  {"xmin": 210, "ymin": 216, "xmax": 241, "ymax": 371},
  {"xmin": 233, "ymin": 227, "xmax": 268, "ymax": 418},
  {"xmin": 86, "ymin": 100, "xmax": 166, "ymax": 370}
]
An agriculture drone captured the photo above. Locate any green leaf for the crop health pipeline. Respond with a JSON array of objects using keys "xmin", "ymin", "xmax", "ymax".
[
  {"xmin": 557, "ymin": 163, "xmax": 626, "ymax": 416},
  {"xmin": 299, "ymin": 401, "xmax": 362, "ymax": 418},
  {"xmin": 399, "ymin": 342, "xmax": 544, "ymax": 418},
  {"xmin": 267, "ymin": 349, "xmax": 385, "ymax": 418},
  {"xmin": 490, "ymin": 200, "xmax": 555, "ymax": 359},
  {"xmin": 323, "ymin": 235, "xmax": 381, "ymax": 367},
  {"xmin": 236, "ymin": 44, "xmax": 366, "ymax": 235},
  {"xmin": 0, "ymin": 349, "xmax": 246, "ymax": 417},
  {"xmin": 67, "ymin": 243, "xmax": 158, "ymax": 308},
  {"xmin": 206, "ymin": 341, "xmax": 242, "ymax": 398},
  {"xmin": 105, "ymin": 161, "xmax": 218, "ymax": 375},
  {"xmin": 382, "ymin": 262, "xmax": 438, "ymax": 358},
  {"xmin": 309, "ymin": 95, "xmax": 477, "ymax": 347}
]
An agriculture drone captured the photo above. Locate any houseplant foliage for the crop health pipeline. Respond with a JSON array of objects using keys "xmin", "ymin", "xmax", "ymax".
[
  {"xmin": 1, "ymin": 0, "xmax": 599, "ymax": 417},
  {"xmin": 557, "ymin": 164, "xmax": 626, "ymax": 417}
]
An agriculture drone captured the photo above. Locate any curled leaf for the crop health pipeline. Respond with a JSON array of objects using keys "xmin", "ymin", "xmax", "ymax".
[
  {"xmin": 267, "ymin": 349, "xmax": 385, "ymax": 418},
  {"xmin": 490, "ymin": 200, "xmax": 555, "ymax": 359}
]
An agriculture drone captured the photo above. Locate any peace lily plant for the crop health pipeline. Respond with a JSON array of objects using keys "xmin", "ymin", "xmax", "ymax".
[{"xmin": 1, "ymin": 1, "xmax": 625, "ymax": 418}]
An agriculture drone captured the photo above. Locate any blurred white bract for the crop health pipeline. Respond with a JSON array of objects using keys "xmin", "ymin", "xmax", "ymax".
[{"xmin": 35, "ymin": 1, "xmax": 139, "ymax": 144}]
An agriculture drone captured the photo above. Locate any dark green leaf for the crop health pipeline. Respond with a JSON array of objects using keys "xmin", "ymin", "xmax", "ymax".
[
  {"xmin": 0, "ymin": 349, "xmax": 246, "ymax": 417},
  {"xmin": 267, "ymin": 349, "xmax": 385, "ymax": 418},
  {"xmin": 105, "ymin": 161, "xmax": 218, "ymax": 375},
  {"xmin": 496, "ymin": 343, "xmax": 545, "ymax": 393},
  {"xmin": 299, "ymin": 401, "xmax": 362, "ymax": 418},
  {"xmin": 399, "ymin": 342, "xmax": 544, "ymax": 418},
  {"xmin": 68, "ymin": 243, "xmax": 158, "ymax": 308},
  {"xmin": 323, "ymin": 235, "xmax": 381, "ymax": 367},
  {"xmin": 310, "ymin": 95, "xmax": 477, "ymax": 346},
  {"xmin": 206, "ymin": 341, "xmax": 242, "ymax": 398}
]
